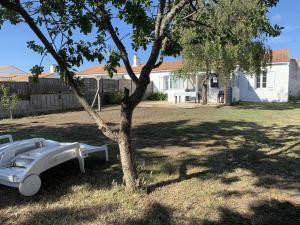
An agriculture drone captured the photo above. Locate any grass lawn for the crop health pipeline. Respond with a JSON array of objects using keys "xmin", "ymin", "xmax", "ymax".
[{"xmin": 0, "ymin": 102, "xmax": 300, "ymax": 225}]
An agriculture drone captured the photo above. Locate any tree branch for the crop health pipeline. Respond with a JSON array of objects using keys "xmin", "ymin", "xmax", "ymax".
[
  {"xmin": 142, "ymin": 0, "xmax": 189, "ymax": 77},
  {"xmin": 0, "ymin": 0, "xmax": 119, "ymax": 142},
  {"xmin": 94, "ymin": 5, "xmax": 139, "ymax": 85}
]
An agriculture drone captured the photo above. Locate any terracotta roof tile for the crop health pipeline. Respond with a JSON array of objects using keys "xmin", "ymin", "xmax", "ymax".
[
  {"xmin": 77, "ymin": 49, "xmax": 292, "ymax": 77},
  {"xmin": 77, "ymin": 61, "xmax": 184, "ymax": 76},
  {"xmin": 271, "ymin": 49, "xmax": 290, "ymax": 63}
]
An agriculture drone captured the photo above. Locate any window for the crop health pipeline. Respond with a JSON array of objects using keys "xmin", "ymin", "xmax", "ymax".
[
  {"xmin": 256, "ymin": 74, "xmax": 261, "ymax": 88},
  {"xmin": 170, "ymin": 76, "xmax": 185, "ymax": 89},
  {"xmin": 262, "ymin": 71, "xmax": 267, "ymax": 88},
  {"xmin": 256, "ymin": 71, "xmax": 268, "ymax": 89},
  {"xmin": 210, "ymin": 74, "xmax": 219, "ymax": 88}
]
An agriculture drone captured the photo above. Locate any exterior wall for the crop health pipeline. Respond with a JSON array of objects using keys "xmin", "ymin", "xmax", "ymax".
[
  {"xmin": 149, "ymin": 72, "xmax": 201, "ymax": 102},
  {"xmin": 288, "ymin": 59, "xmax": 300, "ymax": 97},
  {"xmin": 238, "ymin": 63, "xmax": 290, "ymax": 102}
]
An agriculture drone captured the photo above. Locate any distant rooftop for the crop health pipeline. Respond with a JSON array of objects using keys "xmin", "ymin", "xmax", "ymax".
[{"xmin": 0, "ymin": 66, "xmax": 27, "ymax": 77}]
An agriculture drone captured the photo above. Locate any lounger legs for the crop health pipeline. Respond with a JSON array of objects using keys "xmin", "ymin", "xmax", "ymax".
[
  {"xmin": 19, "ymin": 175, "xmax": 41, "ymax": 196},
  {"xmin": 104, "ymin": 146, "xmax": 109, "ymax": 161},
  {"xmin": 76, "ymin": 147, "xmax": 85, "ymax": 173}
]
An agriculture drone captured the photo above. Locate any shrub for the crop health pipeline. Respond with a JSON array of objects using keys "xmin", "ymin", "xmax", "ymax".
[
  {"xmin": 289, "ymin": 96, "xmax": 300, "ymax": 103},
  {"xmin": 147, "ymin": 92, "xmax": 167, "ymax": 101},
  {"xmin": 103, "ymin": 92, "xmax": 124, "ymax": 105},
  {"xmin": 0, "ymin": 85, "xmax": 19, "ymax": 119}
]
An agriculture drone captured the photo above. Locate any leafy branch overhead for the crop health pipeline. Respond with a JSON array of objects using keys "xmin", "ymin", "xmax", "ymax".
[{"xmin": 176, "ymin": 0, "xmax": 282, "ymax": 81}]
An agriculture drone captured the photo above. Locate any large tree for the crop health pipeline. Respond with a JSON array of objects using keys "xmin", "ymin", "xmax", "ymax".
[
  {"xmin": 0, "ymin": 0, "xmax": 279, "ymax": 191},
  {"xmin": 176, "ymin": 0, "xmax": 281, "ymax": 105}
]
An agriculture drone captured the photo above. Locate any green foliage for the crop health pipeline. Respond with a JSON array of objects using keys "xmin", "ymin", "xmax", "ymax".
[
  {"xmin": 147, "ymin": 92, "xmax": 167, "ymax": 101},
  {"xmin": 0, "ymin": 85, "xmax": 19, "ymax": 119},
  {"xmin": 30, "ymin": 65, "xmax": 44, "ymax": 82},
  {"xmin": 176, "ymin": 0, "xmax": 281, "ymax": 81},
  {"xmin": 104, "ymin": 92, "xmax": 124, "ymax": 105}
]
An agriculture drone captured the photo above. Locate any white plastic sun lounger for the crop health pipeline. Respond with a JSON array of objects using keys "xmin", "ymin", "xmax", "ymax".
[{"xmin": 0, "ymin": 135, "xmax": 108, "ymax": 196}]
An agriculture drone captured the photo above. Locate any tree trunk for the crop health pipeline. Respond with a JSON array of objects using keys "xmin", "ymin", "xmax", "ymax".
[
  {"xmin": 201, "ymin": 76, "xmax": 208, "ymax": 105},
  {"xmin": 118, "ymin": 102, "xmax": 138, "ymax": 191},
  {"xmin": 9, "ymin": 109, "xmax": 13, "ymax": 120},
  {"xmin": 117, "ymin": 83, "xmax": 148, "ymax": 191},
  {"xmin": 224, "ymin": 79, "xmax": 232, "ymax": 106}
]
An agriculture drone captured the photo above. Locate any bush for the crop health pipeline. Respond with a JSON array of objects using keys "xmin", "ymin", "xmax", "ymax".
[
  {"xmin": 147, "ymin": 92, "xmax": 168, "ymax": 101},
  {"xmin": 0, "ymin": 85, "xmax": 19, "ymax": 119},
  {"xmin": 289, "ymin": 96, "xmax": 300, "ymax": 103},
  {"xmin": 103, "ymin": 92, "xmax": 123, "ymax": 105}
]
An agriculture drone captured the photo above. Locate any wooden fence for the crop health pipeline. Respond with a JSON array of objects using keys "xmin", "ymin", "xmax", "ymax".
[{"xmin": 0, "ymin": 78, "xmax": 153, "ymax": 118}]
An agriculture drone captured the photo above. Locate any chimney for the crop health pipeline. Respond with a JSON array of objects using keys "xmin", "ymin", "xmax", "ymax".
[
  {"xmin": 133, "ymin": 53, "xmax": 139, "ymax": 67},
  {"xmin": 49, "ymin": 64, "xmax": 57, "ymax": 73}
]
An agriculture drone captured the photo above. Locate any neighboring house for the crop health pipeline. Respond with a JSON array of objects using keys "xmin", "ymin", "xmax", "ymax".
[
  {"xmin": 0, "ymin": 66, "xmax": 29, "ymax": 82},
  {"xmin": 0, "ymin": 65, "xmax": 60, "ymax": 82}
]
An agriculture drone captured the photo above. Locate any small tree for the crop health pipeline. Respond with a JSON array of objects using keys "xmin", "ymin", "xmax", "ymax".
[
  {"xmin": 176, "ymin": 0, "xmax": 281, "ymax": 105},
  {"xmin": 0, "ymin": 85, "xmax": 19, "ymax": 119}
]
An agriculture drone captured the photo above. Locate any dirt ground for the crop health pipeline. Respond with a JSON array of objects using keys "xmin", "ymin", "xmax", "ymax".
[{"xmin": 0, "ymin": 103, "xmax": 300, "ymax": 225}]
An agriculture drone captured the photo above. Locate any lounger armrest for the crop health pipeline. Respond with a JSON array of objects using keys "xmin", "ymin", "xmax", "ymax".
[{"xmin": 0, "ymin": 135, "xmax": 13, "ymax": 143}]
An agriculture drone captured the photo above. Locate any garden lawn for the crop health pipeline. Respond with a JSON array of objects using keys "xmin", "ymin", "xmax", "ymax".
[{"xmin": 0, "ymin": 102, "xmax": 299, "ymax": 225}]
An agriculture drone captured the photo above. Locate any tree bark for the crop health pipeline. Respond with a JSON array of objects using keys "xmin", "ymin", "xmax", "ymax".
[
  {"xmin": 9, "ymin": 109, "xmax": 13, "ymax": 120},
  {"xmin": 224, "ymin": 79, "xmax": 232, "ymax": 106},
  {"xmin": 118, "ymin": 101, "xmax": 137, "ymax": 191},
  {"xmin": 117, "ymin": 83, "xmax": 148, "ymax": 190},
  {"xmin": 201, "ymin": 76, "xmax": 208, "ymax": 105}
]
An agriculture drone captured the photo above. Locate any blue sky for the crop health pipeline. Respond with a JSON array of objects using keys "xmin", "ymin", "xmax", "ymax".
[{"xmin": 0, "ymin": 0, "xmax": 299, "ymax": 73}]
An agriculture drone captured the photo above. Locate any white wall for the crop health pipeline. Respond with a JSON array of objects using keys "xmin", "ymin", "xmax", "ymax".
[
  {"xmin": 150, "ymin": 72, "xmax": 199, "ymax": 102},
  {"xmin": 288, "ymin": 60, "xmax": 300, "ymax": 97},
  {"xmin": 239, "ymin": 63, "xmax": 290, "ymax": 102}
]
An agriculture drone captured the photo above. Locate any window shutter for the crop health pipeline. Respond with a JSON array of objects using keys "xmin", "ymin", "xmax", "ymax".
[{"xmin": 267, "ymin": 71, "xmax": 276, "ymax": 88}]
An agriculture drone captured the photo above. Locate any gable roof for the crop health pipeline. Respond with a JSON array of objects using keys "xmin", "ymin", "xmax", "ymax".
[
  {"xmin": 271, "ymin": 49, "xmax": 290, "ymax": 63},
  {"xmin": 78, "ymin": 49, "xmax": 293, "ymax": 76},
  {"xmin": 0, "ymin": 66, "xmax": 27, "ymax": 77},
  {"xmin": 77, "ymin": 61, "xmax": 184, "ymax": 76}
]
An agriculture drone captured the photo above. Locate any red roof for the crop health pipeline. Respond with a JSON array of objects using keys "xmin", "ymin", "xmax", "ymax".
[
  {"xmin": 77, "ymin": 61, "xmax": 184, "ymax": 76},
  {"xmin": 78, "ymin": 49, "xmax": 293, "ymax": 76},
  {"xmin": 271, "ymin": 49, "xmax": 290, "ymax": 63}
]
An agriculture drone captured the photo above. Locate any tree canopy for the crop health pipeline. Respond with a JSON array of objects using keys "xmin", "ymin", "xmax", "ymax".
[{"xmin": 175, "ymin": 0, "xmax": 281, "ymax": 81}]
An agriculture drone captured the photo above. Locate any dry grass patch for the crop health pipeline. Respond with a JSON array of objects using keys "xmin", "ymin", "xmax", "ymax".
[{"xmin": 1, "ymin": 103, "xmax": 300, "ymax": 224}]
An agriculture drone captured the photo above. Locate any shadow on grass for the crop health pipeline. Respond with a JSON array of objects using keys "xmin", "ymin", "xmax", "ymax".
[
  {"xmin": 11, "ymin": 199, "xmax": 299, "ymax": 225},
  {"xmin": 202, "ymin": 199, "xmax": 300, "ymax": 225},
  {"xmin": 134, "ymin": 120, "xmax": 300, "ymax": 193},
  {"xmin": 232, "ymin": 102, "xmax": 300, "ymax": 111},
  {"xmin": 0, "ymin": 117, "xmax": 299, "ymax": 208}
]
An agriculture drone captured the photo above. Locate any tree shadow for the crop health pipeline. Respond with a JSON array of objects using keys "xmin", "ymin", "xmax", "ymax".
[
  {"xmin": 135, "ymin": 120, "xmax": 300, "ymax": 193},
  {"xmin": 13, "ymin": 199, "xmax": 299, "ymax": 225},
  {"xmin": 232, "ymin": 102, "xmax": 300, "ymax": 111},
  {"xmin": 203, "ymin": 199, "xmax": 300, "ymax": 225},
  {"xmin": 12, "ymin": 203, "xmax": 118, "ymax": 225},
  {"xmin": 0, "ymin": 117, "xmax": 299, "ymax": 209}
]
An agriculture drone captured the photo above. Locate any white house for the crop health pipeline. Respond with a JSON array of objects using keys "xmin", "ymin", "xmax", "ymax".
[
  {"xmin": 77, "ymin": 49, "xmax": 300, "ymax": 103},
  {"xmin": 78, "ymin": 57, "xmax": 200, "ymax": 102},
  {"xmin": 235, "ymin": 49, "xmax": 300, "ymax": 102}
]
